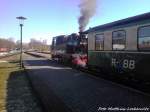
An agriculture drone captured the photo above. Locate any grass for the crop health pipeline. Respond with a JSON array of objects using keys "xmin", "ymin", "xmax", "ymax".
[
  {"xmin": 0, "ymin": 54, "xmax": 43, "ymax": 112},
  {"xmin": 0, "ymin": 54, "xmax": 21, "ymax": 111}
]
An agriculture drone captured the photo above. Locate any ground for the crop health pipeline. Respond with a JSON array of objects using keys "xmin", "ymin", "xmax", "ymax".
[
  {"xmin": 23, "ymin": 54, "xmax": 150, "ymax": 112},
  {"xmin": 0, "ymin": 54, "xmax": 43, "ymax": 112}
]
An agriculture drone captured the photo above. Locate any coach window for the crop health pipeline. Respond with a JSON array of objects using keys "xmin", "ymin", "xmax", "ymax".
[
  {"xmin": 112, "ymin": 30, "xmax": 125, "ymax": 50},
  {"xmin": 95, "ymin": 34, "xmax": 104, "ymax": 50},
  {"xmin": 138, "ymin": 26, "xmax": 150, "ymax": 51}
]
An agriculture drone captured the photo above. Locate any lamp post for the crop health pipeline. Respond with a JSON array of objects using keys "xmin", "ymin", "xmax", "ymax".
[{"xmin": 16, "ymin": 16, "xmax": 27, "ymax": 69}]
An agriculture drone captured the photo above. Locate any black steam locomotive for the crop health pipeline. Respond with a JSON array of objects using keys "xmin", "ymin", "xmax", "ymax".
[{"xmin": 51, "ymin": 33, "xmax": 87, "ymax": 67}]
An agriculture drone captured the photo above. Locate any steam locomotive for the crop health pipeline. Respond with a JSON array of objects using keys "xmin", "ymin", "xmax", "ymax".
[
  {"xmin": 52, "ymin": 12, "xmax": 150, "ymax": 82},
  {"xmin": 51, "ymin": 33, "xmax": 87, "ymax": 67}
]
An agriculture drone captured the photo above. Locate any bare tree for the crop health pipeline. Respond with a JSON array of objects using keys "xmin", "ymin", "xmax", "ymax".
[
  {"xmin": 29, "ymin": 38, "xmax": 49, "ymax": 51},
  {"xmin": 0, "ymin": 37, "xmax": 15, "ymax": 51}
]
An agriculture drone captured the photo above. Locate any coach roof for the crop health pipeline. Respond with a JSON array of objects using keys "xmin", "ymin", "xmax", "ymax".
[{"xmin": 85, "ymin": 12, "xmax": 150, "ymax": 33}]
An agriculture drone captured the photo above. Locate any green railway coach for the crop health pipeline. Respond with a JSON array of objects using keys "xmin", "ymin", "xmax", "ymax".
[{"xmin": 85, "ymin": 12, "xmax": 150, "ymax": 81}]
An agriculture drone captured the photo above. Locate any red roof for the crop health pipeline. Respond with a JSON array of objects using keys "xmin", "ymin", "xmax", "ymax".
[{"xmin": 0, "ymin": 48, "xmax": 8, "ymax": 52}]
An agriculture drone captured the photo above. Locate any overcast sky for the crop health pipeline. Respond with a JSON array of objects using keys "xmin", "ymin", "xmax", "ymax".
[{"xmin": 0, "ymin": 0, "xmax": 150, "ymax": 44}]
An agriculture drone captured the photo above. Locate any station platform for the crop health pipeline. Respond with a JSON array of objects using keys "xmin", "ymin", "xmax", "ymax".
[{"xmin": 23, "ymin": 54, "xmax": 150, "ymax": 112}]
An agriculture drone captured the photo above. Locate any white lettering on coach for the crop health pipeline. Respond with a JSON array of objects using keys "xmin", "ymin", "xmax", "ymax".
[{"xmin": 111, "ymin": 58, "xmax": 135, "ymax": 70}]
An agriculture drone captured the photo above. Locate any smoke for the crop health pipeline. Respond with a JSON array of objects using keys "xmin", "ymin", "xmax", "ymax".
[{"xmin": 78, "ymin": 0, "xmax": 97, "ymax": 32}]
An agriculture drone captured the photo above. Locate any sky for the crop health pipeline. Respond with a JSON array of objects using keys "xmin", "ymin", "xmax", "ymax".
[{"xmin": 0, "ymin": 0, "xmax": 150, "ymax": 44}]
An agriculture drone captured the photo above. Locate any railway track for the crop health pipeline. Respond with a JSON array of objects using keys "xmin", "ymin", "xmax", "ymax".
[
  {"xmin": 25, "ymin": 52, "xmax": 150, "ymax": 95},
  {"xmin": 25, "ymin": 51, "xmax": 51, "ymax": 59},
  {"xmin": 0, "ymin": 53, "xmax": 20, "ymax": 59}
]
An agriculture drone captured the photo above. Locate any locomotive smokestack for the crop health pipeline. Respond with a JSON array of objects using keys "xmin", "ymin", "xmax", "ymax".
[{"xmin": 78, "ymin": 0, "xmax": 97, "ymax": 32}]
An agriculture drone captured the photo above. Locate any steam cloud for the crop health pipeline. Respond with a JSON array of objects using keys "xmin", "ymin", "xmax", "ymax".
[{"xmin": 78, "ymin": 0, "xmax": 97, "ymax": 32}]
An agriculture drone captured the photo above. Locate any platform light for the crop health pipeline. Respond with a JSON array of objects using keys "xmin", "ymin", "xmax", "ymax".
[{"xmin": 16, "ymin": 16, "xmax": 27, "ymax": 69}]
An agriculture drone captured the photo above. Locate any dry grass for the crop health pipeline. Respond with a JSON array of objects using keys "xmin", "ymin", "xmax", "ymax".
[
  {"xmin": 0, "ymin": 55, "xmax": 20, "ymax": 111},
  {"xmin": 0, "ymin": 54, "xmax": 43, "ymax": 112}
]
